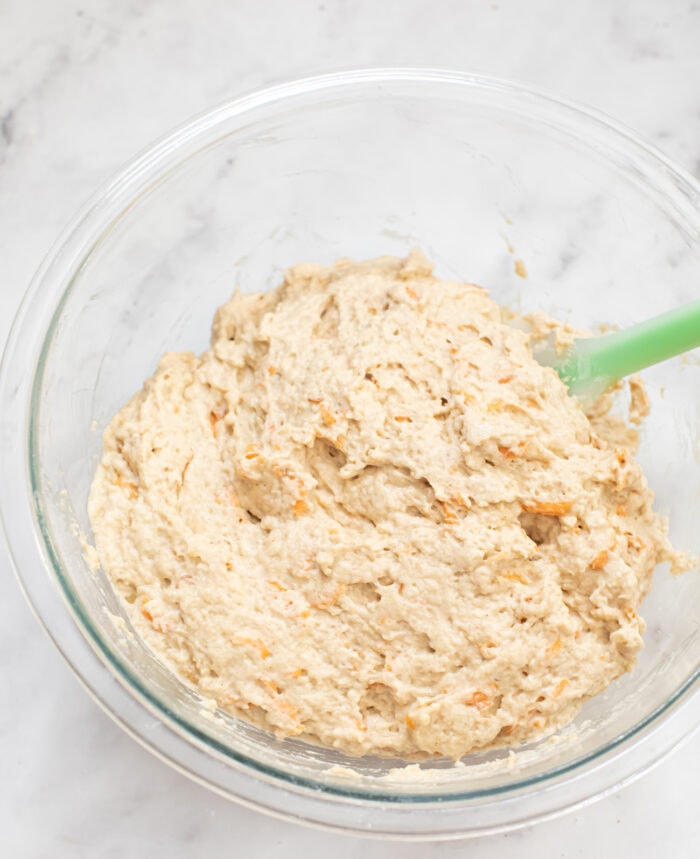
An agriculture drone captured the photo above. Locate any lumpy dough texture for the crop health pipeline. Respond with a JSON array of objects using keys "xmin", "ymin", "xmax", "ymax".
[{"xmin": 88, "ymin": 251, "xmax": 684, "ymax": 759}]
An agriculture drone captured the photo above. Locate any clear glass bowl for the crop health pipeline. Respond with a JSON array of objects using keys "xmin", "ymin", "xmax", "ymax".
[{"xmin": 1, "ymin": 70, "xmax": 699, "ymax": 839}]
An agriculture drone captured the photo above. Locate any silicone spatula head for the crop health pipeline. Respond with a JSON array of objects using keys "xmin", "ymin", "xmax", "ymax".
[{"xmin": 536, "ymin": 299, "xmax": 700, "ymax": 402}]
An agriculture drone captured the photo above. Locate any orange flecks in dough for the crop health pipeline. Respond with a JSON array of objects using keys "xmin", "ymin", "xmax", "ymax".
[
  {"xmin": 438, "ymin": 500, "xmax": 458, "ymax": 524},
  {"xmin": 627, "ymin": 534, "xmax": 646, "ymax": 550},
  {"xmin": 275, "ymin": 697, "xmax": 299, "ymax": 721},
  {"xmin": 514, "ymin": 259, "xmax": 527, "ymax": 278},
  {"xmin": 236, "ymin": 637, "xmax": 271, "ymax": 659},
  {"xmin": 140, "ymin": 606, "xmax": 154, "ymax": 623},
  {"xmin": 368, "ymin": 307, "xmax": 377, "ymax": 315},
  {"xmin": 405, "ymin": 286, "xmax": 419, "ymax": 300},
  {"xmin": 499, "ymin": 571, "xmax": 527, "ymax": 584},
  {"xmin": 268, "ymin": 579, "xmax": 287, "ymax": 592},
  {"xmin": 499, "ymin": 441, "xmax": 527, "ymax": 459},
  {"xmin": 463, "ymin": 393, "xmax": 476, "ymax": 405},
  {"xmin": 521, "ymin": 500, "xmax": 573, "ymax": 516},
  {"xmin": 320, "ymin": 404, "xmax": 336, "ymax": 426},
  {"xmin": 615, "ymin": 448, "xmax": 628, "ymax": 465},
  {"xmin": 590, "ymin": 549, "xmax": 609, "ymax": 571},
  {"xmin": 405, "ymin": 714, "xmax": 416, "ymax": 730},
  {"xmin": 546, "ymin": 637, "xmax": 563, "ymax": 657},
  {"xmin": 487, "ymin": 399, "xmax": 526, "ymax": 414},
  {"xmin": 263, "ymin": 685, "xmax": 303, "ymax": 735},
  {"xmin": 397, "ymin": 582, "xmax": 404, "ymax": 594},
  {"xmin": 356, "ymin": 718, "xmax": 367, "ymax": 732},
  {"xmin": 498, "ymin": 374, "xmax": 514, "ymax": 384},
  {"xmin": 466, "ymin": 690, "xmax": 490, "ymax": 709},
  {"xmin": 621, "ymin": 605, "xmax": 637, "ymax": 621},
  {"xmin": 256, "ymin": 642, "xmax": 272, "ymax": 660},
  {"xmin": 244, "ymin": 444, "xmax": 260, "ymax": 460},
  {"xmin": 394, "ymin": 415, "xmax": 413, "ymax": 423},
  {"xmin": 292, "ymin": 499, "xmax": 308, "ymax": 516},
  {"xmin": 311, "ymin": 583, "xmax": 346, "ymax": 610},
  {"xmin": 292, "ymin": 668, "xmax": 306, "ymax": 678},
  {"xmin": 115, "ymin": 475, "xmax": 139, "ymax": 499},
  {"xmin": 267, "ymin": 365, "xmax": 277, "ymax": 375},
  {"xmin": 217, "ymin": 486, "xmax": 240, "ymax": 508},
  {"xmin": 553, "ymin": 678, "xmax": 569, "ymax": 699},
  {"xmin": 208, "ymin": 406, "xmax": 227, "ymax": 437}
]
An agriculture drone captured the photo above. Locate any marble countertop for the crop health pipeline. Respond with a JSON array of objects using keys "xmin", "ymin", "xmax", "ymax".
[{"xmin": 1, "ymin": 1, "xmax": 698, "ymax": 856}]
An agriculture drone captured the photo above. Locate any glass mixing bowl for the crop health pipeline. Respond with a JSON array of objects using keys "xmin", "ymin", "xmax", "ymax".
[{"xmin": 1, "ymin": 70, "xmax": 699, "ymax": 839}]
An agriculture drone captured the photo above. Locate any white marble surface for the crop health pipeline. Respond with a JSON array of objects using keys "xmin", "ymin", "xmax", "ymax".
[{"xmin": 1, "ymin": 0, "xmax": 698, "ymax": 855}]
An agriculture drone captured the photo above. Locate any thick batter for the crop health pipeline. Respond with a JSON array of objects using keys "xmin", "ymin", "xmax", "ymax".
[{"xmin": 88, "ymin": 251, "xmax": 684, "ymax": 759}]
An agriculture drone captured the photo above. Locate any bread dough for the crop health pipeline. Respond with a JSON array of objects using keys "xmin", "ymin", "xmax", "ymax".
[{"xmin": 88, "ymin": 251, "xmax": 684, "ymax": 759}]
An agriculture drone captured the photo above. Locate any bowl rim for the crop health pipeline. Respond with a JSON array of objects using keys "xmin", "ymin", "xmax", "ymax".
[{"xmin": 1, "ymin": 67, "xmax": 699, "ymax": 838}]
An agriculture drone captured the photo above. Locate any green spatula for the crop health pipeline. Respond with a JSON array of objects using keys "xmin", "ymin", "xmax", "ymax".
[{"xmin": 536, "ymin": 299, "xmax": 700, "ymax": 402}]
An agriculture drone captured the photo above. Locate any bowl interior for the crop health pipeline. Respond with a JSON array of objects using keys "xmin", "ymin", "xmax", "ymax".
[{"xmin": 31, "ymin": 74, "xmax": 700, "ymax": 801}]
